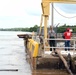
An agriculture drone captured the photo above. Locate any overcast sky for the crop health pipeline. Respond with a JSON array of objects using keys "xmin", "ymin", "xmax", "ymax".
[{"xmin": 0, "ymin": 0, "xmax": 76, "ymax": 28}]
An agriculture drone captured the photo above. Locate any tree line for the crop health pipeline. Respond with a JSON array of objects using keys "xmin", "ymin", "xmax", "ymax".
[
  {"xmin": 0, "ymin": 25, "xmax": 39, "ymax": 32},
  {"xmin": 0, "ymin": 24, "xmax": 76, "ymax": 33},
  {"xmin": 57, "ymin": 24, "xmax": 76, "ymax": 33}
]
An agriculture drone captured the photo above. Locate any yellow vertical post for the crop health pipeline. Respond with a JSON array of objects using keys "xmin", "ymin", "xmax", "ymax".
[
  {"xmin": 44, "ymin": 16, "xmax": 48, "ymax": 39},
  {"xmin": 41, "ymin": 2, "xmax": 50, "ymax": 39}
]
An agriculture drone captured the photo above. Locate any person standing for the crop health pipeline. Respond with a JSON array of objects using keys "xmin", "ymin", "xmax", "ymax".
[
  {"xmin": 63, "ymin": 28, "xmax": 72, "ymax": 51},
  {"xmin": 48, "ymin": 26, "xmax": 56, "ymax": 53}
]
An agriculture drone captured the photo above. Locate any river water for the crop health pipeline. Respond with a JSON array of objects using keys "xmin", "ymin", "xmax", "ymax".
[
  {"xmin": 0, "ymin": 31, "xmax": 32, "ymax": 75},
  {"xmin": 0, "ymin": 31, "xmax": 71, "ymax": 75}
]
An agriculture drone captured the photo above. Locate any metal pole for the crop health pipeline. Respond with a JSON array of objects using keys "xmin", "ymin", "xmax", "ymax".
[
  {"xmin": 56, "ymin": 23, "xmax": 60, "ymax": 38},
  {"xmin": 39, "ymin": 15, "xmax": 43, "ymax": 35},
  {"xmin": 51, "ymin": 3, "xmax": 54, "ymax": 27},
  {"xmin": 44, "ymin": 16, "xmax": 48, "ymax": 39}
]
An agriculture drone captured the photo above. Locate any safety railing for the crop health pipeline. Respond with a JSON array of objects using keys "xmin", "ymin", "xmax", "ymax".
[
  {"xmin": 44, "ymin": 38, "xmax": 76, "ymax": 53},
  {"xmin": 28, "ymin": 39, "xmax": 39, "ymax": 57}
]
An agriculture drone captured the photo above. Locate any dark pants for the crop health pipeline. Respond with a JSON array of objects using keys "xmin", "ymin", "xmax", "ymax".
[
  {"xmin": 65, "ymin": 40, "xmax": 70, "ymax": 51},
  {"xmin": 49, "ymin": 37, "xmax": 56, "ymax": 51}
]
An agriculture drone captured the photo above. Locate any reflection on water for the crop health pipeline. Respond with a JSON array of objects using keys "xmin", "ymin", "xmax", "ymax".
[{"xmin": 0, "ymin": 31, "xmax": 72, "ymax": 75}]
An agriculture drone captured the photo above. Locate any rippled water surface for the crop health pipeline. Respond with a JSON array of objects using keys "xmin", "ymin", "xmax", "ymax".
[{"xmin": 0, "ymin": 31, "xmax": 31, "ymax": 75}]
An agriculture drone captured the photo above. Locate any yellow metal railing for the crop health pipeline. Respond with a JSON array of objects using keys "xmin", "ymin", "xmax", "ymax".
[{"xmin": 28, "ymin": 39, "xmax": 39, "ymax": 57}]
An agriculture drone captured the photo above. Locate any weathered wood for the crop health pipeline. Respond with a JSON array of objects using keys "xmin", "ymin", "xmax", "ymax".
[
  {"xmin": 32, "ymin": 57, "xmax": 37, "ymax": 70},
  {"xmin": 56, "ymin": 50, "xmax": 73, "ymax": 75}
]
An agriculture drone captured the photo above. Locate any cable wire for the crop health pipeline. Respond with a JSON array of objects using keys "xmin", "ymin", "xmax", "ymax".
[{"xmin": 52, "ymin": 4, "xmax": 76, "ymax": 18}]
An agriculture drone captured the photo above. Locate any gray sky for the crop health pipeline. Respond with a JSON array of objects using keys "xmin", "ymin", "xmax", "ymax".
[{"xmin": 0, "ymin": 0, "xmax": 76, "ymax": 28}]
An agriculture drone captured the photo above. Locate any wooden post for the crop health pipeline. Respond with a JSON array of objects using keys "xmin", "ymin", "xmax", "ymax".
[
  {"xmin": 56, "ymin": 50, "xmax": 73, "ymax": 75},
  {"xmin": 31, "ymin": 57, "xmax": 37, "ymax": 70}
]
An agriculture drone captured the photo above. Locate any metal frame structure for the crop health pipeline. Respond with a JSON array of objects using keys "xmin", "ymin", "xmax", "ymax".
[{"xmin": 41, "ymin": 0, "xmax": 76, "ymax": 39}]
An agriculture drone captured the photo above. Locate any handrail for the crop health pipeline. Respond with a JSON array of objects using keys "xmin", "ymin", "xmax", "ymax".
[
  {"xmin": 45, "ymin": 38, "xmax": 75, "ymax": 41},
  {"xmin": 44, "ymin": 38, "xmax": 76, "ymax": 52},
  {"xmin": 28, "ymin": 39, "xmax": 39, "ymax": 57}
]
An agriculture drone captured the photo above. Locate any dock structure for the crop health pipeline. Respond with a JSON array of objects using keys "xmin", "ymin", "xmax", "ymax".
[
  {"xmin": 17, "ymin": 34, "xmax": 76, "ymax": 75},
  {"xmin": 17, "ymin": 1, "xmax": 76, "ymax": 75}
]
